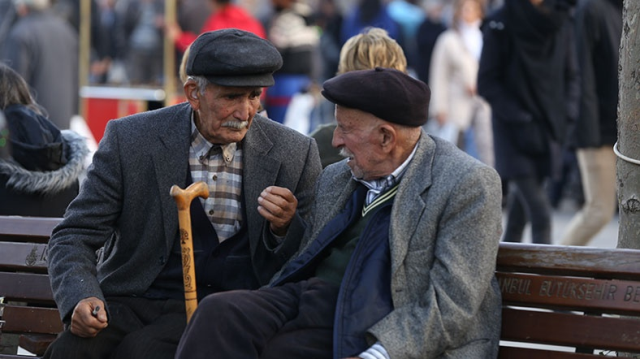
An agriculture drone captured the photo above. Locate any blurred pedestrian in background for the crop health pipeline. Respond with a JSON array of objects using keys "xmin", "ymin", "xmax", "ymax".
[
  {"xmin": 561, "ymin": 0, "xmax": 622, "ymax": 246},
  {"xmin": 387, "ymin": 0, "xmax": 425, "ymax": 75},
  {"xmin": 340, "ymin": 0, "xmax": 402, "ymax": 47},
  {"xmin": 428, "ymin": 0, "xmax": 494, "ymax": 166},
  {"xmin": 414, "ymin": 0, "xmax": 447, "ymax": 85},
  {"xmin": 0, "ymin": 63, "xmax": 89, "ymax": 217},
  {"xmin": 478, "ymin": 0, "xmax": 579, "ymax": 244},
  {"xmin": 167, "ymin": 0, "xmax": 266, "ymax": 55},
  {"xmin": 120, "ymin": 0, "xmax": 165, "ymax": 85},
  {"xmin": 0, "ymin": 0, "xmax": 78, "ymax": 130},
  {"xmin": 263, "ymin": 0, "xmax": 319, "ymax": 124}
]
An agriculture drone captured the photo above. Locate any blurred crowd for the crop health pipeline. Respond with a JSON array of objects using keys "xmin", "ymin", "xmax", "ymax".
[{"xmin": 0, "ymin": 0, "xmax": 623, "ymax": 246}]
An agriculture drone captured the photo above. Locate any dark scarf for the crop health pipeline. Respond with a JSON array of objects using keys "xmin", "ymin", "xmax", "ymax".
[{"xmin": 505, "ymin": 0, "xmax": 571, "ymax": 142}]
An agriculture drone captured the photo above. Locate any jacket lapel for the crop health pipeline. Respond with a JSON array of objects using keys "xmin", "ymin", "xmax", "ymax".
[
  {"xmin": 242, "ymin": 118, "xmax": 281, "ymax": 253},
  {"xmin": 389, "ymin": 131, "xmax": 434, "ymax": 274},
  {"xmin": 152, "ymin": 104, "xmax": 192, "ymax": 251}
]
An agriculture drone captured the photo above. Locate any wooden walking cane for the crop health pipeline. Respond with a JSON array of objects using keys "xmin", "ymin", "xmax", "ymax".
[{"xmin": 170, "ymin": 181, "xmax": 209, "ymax": 323}]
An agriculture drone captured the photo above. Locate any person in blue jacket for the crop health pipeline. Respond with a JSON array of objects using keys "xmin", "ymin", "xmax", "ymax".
[{"xmin": 175, "ymin": 67, "xmax": 503, "ymax": 359}]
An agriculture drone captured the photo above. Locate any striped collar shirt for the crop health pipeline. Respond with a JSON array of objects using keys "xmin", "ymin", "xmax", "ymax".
[
  {"xmin": 189, "ymin": 115, "xmax": 243, "ymax": 242},
  {"xmin": 353, "ymin": 143, "xmax": 418, "ymax": 206}
]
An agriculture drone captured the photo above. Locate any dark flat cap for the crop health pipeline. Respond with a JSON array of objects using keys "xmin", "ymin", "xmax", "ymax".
[
  {"xmin": 186, "ymin": 29, "xmax": 283, "ymax": 87},
  {"xmin": 321, "ymin": 67, "xmax": 431, "ymax": 127}
]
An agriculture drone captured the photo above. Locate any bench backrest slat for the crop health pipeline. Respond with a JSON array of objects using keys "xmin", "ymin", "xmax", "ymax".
[
  {"xmin": 0, "ymin": 217, "xmax": 60, "ymax": 244},
  {"xmin": 497, "ymin": 272, "xmax": 640, "ymax": 315},
  {"xmin": 497, "ymin": 243, "xmax": 640, "ymax": 280},
  {"xmin": 0, "ymin": 272, "xmax": 53, "ymax": 303},
  {"xmin": 0, "ymin": 242, "xmax": 48, "ymax": 273}
]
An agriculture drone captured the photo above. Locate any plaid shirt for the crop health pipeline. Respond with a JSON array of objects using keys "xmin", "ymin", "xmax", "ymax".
[{"xmin": 189, "ymin": 120, "xmax": 243, "ymax": 242}]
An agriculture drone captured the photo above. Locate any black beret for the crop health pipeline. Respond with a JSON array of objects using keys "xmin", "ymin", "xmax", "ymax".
[
  {"xmin": 321, "ymin": 67, "xmax": 431, "ymax": 127},
  {"xmin": 186, "ymin": 29, "xmax": 283, "ymax": 87}
]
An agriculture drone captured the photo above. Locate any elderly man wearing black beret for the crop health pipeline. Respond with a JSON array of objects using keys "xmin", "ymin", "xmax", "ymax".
[
  {"xmin": 44, "ymin": 29, "xmax": 321, "ymax": 359},
  {"xmin": 176, "ymin": 67, "xmax": 504, "ymax": 359}
]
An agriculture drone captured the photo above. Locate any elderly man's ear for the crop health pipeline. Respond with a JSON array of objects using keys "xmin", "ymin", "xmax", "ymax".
[
  {"xmin": 184, "ymin": 82, "xmax": 200, "ymax": 109},
  {"xmin": 379, "ymin": 125, "xmax": 397, "ymax": 152}
]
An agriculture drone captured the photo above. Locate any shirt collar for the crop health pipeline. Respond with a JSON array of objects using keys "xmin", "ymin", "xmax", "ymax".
[{"xmin": 353, "ymin": 141, "xmax": 419, "ymax": 192}]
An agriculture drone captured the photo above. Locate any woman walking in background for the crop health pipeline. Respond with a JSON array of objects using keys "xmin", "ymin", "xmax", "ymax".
[{"xmin": 428, "ymin": 0, "xmax": 494, "ymax": 166}]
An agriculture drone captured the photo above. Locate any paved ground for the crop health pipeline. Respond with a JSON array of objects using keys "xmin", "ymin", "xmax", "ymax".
[{"xmin": 514, "ymin": 199, "xmax": 619, "ymax": 248}]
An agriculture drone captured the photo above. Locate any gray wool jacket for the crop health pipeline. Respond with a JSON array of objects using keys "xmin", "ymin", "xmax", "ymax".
[{"xmin": 47, "ymin": 102, "xmax": 321, "ymax": 322}]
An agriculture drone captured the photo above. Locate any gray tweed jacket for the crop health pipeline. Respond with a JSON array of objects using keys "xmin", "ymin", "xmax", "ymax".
[{"xmin": 47, "ymin": 102, "xmax": 321, "ymax": 321}]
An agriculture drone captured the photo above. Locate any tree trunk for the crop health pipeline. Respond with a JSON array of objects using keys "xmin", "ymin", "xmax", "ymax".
[{"xmin": 617, "ymin": 0, "xmax": 640, "ymax": 251}]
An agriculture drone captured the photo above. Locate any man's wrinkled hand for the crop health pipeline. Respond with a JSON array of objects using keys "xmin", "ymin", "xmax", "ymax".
[
  {"xmin": 257, "ymin": 186, "xmax": 297, "ymax": 237},
  {"xmin": 70, "ymin": 297, "xmax": 108, "ymax": 338}
]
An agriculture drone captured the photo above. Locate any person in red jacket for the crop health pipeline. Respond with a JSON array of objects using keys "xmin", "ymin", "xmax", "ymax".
[{"xmin": 167, "ymin": 0, "xmax": 266, "ymax": 54}]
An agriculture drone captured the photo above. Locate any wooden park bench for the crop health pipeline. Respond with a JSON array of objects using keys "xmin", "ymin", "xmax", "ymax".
[
  {"xmin": 2, "ymin": 216, "xmax": 640, "ymax": 358},
  {"xmin": 0, "ymin": 216, "xmax": 63, "ymax": 358},
  {"xmin": 497, "ymin": 242, "xmax": 640, "ymax": 358}
]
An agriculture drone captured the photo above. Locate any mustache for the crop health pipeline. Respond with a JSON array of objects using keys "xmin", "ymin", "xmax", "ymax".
[
  {"xmin": 339, "ymin": 147, "xmax": 354, "ymax": 159},
  {"xmin": 222, "ymin": 120, "xmax": 249, "ymax": 129}
]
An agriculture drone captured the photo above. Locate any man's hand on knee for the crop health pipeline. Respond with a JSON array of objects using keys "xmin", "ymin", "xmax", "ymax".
[{"xmin": 70, "ymin": 297, "xmax": 108, "ymax": 337}]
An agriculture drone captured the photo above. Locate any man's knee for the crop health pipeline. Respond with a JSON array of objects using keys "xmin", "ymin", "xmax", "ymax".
[
  {"xmin": 44, "ymin": 329, "xmax": 114, "ymax": 359},
  {"xmin": 197, "ymin": 290, "xmax": 250, "ymax": 318}
]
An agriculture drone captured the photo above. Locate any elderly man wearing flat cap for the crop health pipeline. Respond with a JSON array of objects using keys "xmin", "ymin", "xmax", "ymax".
[
  {"xmin": 175, "ymin": 67, "xmax": 504, "ymax": 359},
  {"xmin": 44, "ymin": 29, "xmax": 321, "ymax": 359}
]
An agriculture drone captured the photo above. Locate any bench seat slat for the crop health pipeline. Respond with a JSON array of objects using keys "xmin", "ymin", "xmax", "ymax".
[
  {"xmin": 502, "ymin": 307, "xmax": 640, "ymax": 353},
  {"xmin": 498, "ymin": 346, "xmax": 603, "ymax": 358},
  {"xmin": 497, "ymin": 272, "xmax": 640, "ymax": 315},
  {"xmin": 0, "ymin": 306, "xmax": 63, "ymax": 334},
  {"xmin": 0, "ymin": 243, "xmax": 47, "ymax": 273},
  {"xmin": 497, "ymin": 243, "xmax": 640, "ymax": 281},
  {"xmin": 19, "ymin": 334, "xmax": 56, "ymax": 356},
  {"xmin": 0, "ymin": 272, "xmax": 53, "ymax": 302}
]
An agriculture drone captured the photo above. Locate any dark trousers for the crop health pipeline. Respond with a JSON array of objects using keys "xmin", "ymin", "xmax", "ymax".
[
  {"xmin": 504, "ymin": 177, "xmax": 552, "ymax": 244},
  {"xmin": 43, "ymin": 297, "xmax": 186, "ymax": 359},
  {"xmin": 175, "ymin": 278, "xmax": 339, "ymax": 359}
]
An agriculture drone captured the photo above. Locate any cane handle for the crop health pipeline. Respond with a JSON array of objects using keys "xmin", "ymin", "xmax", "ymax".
[{"xmin": 170, "ymin": 181, "xmax": 209, "ymax": 323}]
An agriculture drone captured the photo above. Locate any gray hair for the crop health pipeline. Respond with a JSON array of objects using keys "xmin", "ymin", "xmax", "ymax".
[{"xmin": 189, "ymin": 76, "xmax": 209, "ymax": 95}]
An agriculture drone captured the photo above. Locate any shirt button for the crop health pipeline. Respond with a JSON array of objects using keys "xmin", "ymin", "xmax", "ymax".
[
  {"xmin": 212, "ymin": 174, "xmax": 217, "ymax": 180},
  {"xmin": 208, "ymin": 210, "xmax": 214, "ymax": 215}
]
